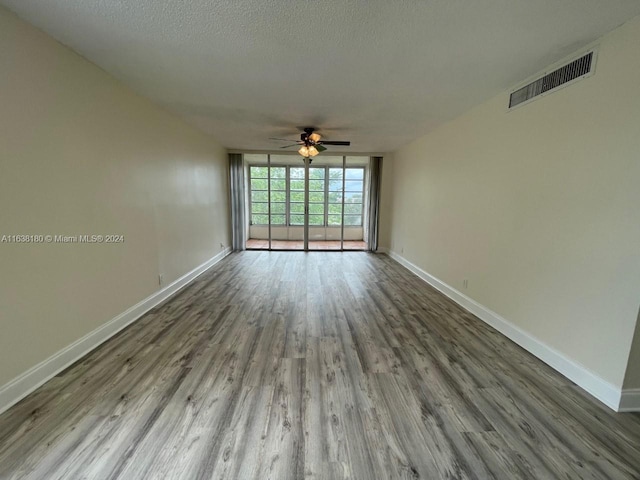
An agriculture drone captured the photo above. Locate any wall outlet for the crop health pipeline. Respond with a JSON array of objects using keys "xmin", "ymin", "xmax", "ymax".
[
  {"xmin": 401, "ymin": 247, "xmax": 404, "ymax": 254},
  {"xmin": 220, "ymin": 243, "xmax": 224, "ymax": 249},
  {"xmin": 158, "ymin": 274, "xmax": 164, "ymax": 286},
  {"xmin": 462, "ymin": 279, "xmax": 468, "ymax": 289}
]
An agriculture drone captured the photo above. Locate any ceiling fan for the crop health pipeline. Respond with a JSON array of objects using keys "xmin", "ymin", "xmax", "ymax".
[{"xmin": 270, "ymin": 127, "xmax": 351, "ymax": 159}]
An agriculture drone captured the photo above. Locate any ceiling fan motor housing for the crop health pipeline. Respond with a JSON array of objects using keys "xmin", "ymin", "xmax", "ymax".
[{"xmin": 302, "ymin": 127, "xmax": 316, "ymax": 146}]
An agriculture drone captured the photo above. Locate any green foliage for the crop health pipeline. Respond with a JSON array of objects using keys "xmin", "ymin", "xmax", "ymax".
[
  {"xmin": 252, "ymin": 214, "xmax": 268, "ymax": 225},
  {"xmin": 249, "ymin": 164, "xmax": 365, "ymax": 227},
  {"xmin": 309, "ymin": 192, "xmax": 324, "ymax": 202},
  {"xmin": 309, "ymin": 203, "xmax": 324, "ymax": 214},
  {"xmin": 270, "ymin": 214, "xmax": 285, "ymax": 225},
  {"xmin": 328, "ymin": 214, "xmax": 342, "ymax": 226},
  {"xmin": 251, "ymin": 178, "xmax": 268, "ymax": 190},
  {"xmin": 309, "ymin": 180, "xmax": 324, "ymax": 191},
  {"xmin": 251, "ymin": 202, "xmax": 268, "ymax": 213},
  {"xmin": 290, "ymin": 214, "xmax": 304, "ymax": 225},
  {"xmin": 309, "ymin": 215, "xmax": 324, "ymax": 225},
  {"xmin": 328, "ymin": 192, "xmax": 342, "ymax": 203},
  {"xmin": 250, "ymin": 166, "xmax": 268, "ymax": 178},
  {"xmin": 290, "ymin": 203, "xmax": 304, "ymax": 214},
  {"xmin": 270, "ymin": 167, "xmax": 286, "ymax": 179},
  {"xmin": 344, "ymin": 215, "xmax": 362, "ymax": 226},
  {"xmin": 271, "ymin": 180, "xmax": 286, "ymax": 191},
  {"xmin": 251, "ymin": 191, "xmax": 268, "ymax": 202},
  {"xmin": 345, "ymin": 203, "xmax": 362, "ymax": 214},
  {"xmin": 310, "ymin": 168, "xmax": 325, "ymax": 179},
  {"xmin": 290, "ymin": 168, "xmax": 305, "ymax": 179},
  {"xmin": 270, "ymin": 202, "xmax": 286, "ymax": 214}
]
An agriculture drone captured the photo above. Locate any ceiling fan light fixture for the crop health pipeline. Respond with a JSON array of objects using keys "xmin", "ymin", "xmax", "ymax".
[
  {"xmin": 299, "ymin": 145, "xmax": 319, "ymax": 158},
  {"xmin": 280, "ymin": 128, "xmax": 349, "ymax": 157}
]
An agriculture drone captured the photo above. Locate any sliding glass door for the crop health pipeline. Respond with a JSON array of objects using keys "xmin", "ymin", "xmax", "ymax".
[
  {"xmin": 306, "ymin": 156, "xmax": 367, "ymax": 250},
  {"xmin": 245, "ymin": 154, "xmax": 368, "ymax": 251}
]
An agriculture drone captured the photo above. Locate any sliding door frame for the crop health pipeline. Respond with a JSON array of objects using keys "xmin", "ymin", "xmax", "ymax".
[{"xmin": 246, "ymin": 154, "xmax": 367, "ymax": 251}]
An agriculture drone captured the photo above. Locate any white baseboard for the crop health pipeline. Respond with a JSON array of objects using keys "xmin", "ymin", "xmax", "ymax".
[
  {"xmin": 0, "ymin": 247, "xmax": 232, "ymax": 416},
  {"xmin": 386, "ymin": 250, "xmax": 624, "ymax": 412},
  {"xmin": 619, "ymin": 389, "xmax": 640, "ymax": 412}
]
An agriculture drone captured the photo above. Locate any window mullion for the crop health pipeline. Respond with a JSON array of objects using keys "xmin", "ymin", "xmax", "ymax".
[
  {"xmin": 324, "ymin": 166, "xmax": 329, "ymax": 227},
  {"xmin": 286, "ymin": 166, "xmax": 291, "ymax": 227},
  {"xmin": 341, "ymin": 156, "xmax": 346, "ymax": 244},
  {"xmin": 267, "ymin": 155, "xmax": 271, "ymax": 248},
  {"xmin": 248, "ymin": 167, "xmax": 253, "ymax": 225}
]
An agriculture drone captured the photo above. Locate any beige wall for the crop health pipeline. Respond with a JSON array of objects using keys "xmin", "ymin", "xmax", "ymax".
[
  {"xmin": 0, "ymin": 8, "xmax": 230, "ymax": 386},
  {"xmin": 623, "ymin": 310, "xmax": 640, "ymax": 389},
  {"xmin": 378, "ymin": 154, "xmax": 394, "ymax": 251},
  {"xmin": 388, "ymin": 16, "xmax": 640, "ymax": 388}
]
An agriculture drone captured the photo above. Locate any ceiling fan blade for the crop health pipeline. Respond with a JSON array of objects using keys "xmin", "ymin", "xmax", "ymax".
[
  {"xmin": 320, "ymin": 141, "xmax": 351, "ymax": 146},
  {"xmin": 316, "ymin": 145, "xmax": 327, "ymax": 152},
  {"xmin": 280, "ymin": 144, "xmax": 299, "ymax": 149},
  {"xmin": 269, "ymin": 137, "xmax": 295, "ymax": 142}
]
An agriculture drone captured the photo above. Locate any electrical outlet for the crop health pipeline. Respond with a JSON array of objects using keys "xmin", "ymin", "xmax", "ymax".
[
  {"xmin": 158, "ymin": 274, "xmax": 164, "ymax": 286},
  {"xmin": 220, "ymin": 243, "xmax": 224, "ymax": 249},
  {"xmin": 401, "ymin": 247, "xmax": 404, "ymax": 254},
  {"xmin": 462, "ymin": 279, "xmax": 468, "ymax": 289}
]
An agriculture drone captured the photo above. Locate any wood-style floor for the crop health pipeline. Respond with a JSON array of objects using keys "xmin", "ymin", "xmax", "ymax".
[{"xmin": 1, "ymin": 252, "xmax": 639, "ymax": 479}]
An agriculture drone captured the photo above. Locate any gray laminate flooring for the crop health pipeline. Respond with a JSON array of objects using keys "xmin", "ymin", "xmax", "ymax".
[{"xmin": 1, "ymin": 252, "xmax": 639, "ymax": 479}]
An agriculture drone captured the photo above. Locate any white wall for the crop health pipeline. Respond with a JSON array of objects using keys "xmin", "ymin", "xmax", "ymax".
[
  {"xmin": 0, "ymin": 7, "xmax": 230, "ymax": 387},
  {"xmin": 388, "ymin": 16, "xmax": 640, "ymax": 391}
]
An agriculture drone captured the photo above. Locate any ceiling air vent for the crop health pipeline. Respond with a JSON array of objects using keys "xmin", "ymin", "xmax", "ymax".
[{"xmin": 509, "ymin": 51, "xmax": 595, "ymax": 109}]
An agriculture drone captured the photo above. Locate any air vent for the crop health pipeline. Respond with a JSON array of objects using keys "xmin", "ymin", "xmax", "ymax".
[{"xmin": 509, "ymin": 51, "xmax": 595, "ymax": 109}]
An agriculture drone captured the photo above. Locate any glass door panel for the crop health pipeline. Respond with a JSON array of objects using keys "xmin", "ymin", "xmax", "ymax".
[
  {"xmin": 325, "ymin": 164, "xmax": 344, "ymax": 250},
  {"xmin": 307, "ymin": 166, "xmax": 333, "ymax": 249},
  {"xmin": 344, "ymin": 156, "xmax": 368, "ymax": 250},
  {"xmin": 247, "ymin": 157, "xmax": 269, "ymax": 250},
  {"xmin": 246, "ymin": 154, "xmax": 368, "ymax": 251},
  {"xmin": 283, "ymin": 165, "xmax": 305, "ymax": 250},
  {"xmin": 268, "ymin": 165, "xmax": 289, "ymax": 250}
]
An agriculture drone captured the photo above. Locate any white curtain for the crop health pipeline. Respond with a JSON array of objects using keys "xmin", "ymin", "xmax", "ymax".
[
  {"xmin": 229, "ymin": 153, "xmax": 246, "ymax": 251},
  {"xmin": 367, "ymin": 156, "xmax": 382, "ymax": 252}
]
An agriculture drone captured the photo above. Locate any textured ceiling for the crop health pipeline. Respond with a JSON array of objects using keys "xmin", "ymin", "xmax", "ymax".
[{"xmin": 3, "ymin": 1, "xmax": 640, "ymax": 152}]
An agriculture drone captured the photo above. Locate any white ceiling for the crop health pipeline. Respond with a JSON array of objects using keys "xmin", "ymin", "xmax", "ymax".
[{"xmin": 3, "ymin": 1, "xmax": 640, "ymax": 153}]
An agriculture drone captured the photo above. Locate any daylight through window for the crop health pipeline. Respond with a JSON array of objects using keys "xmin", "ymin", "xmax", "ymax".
[{"xmin": 249, "ymin": 165, "xmax": 364, "ymax": 227}]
